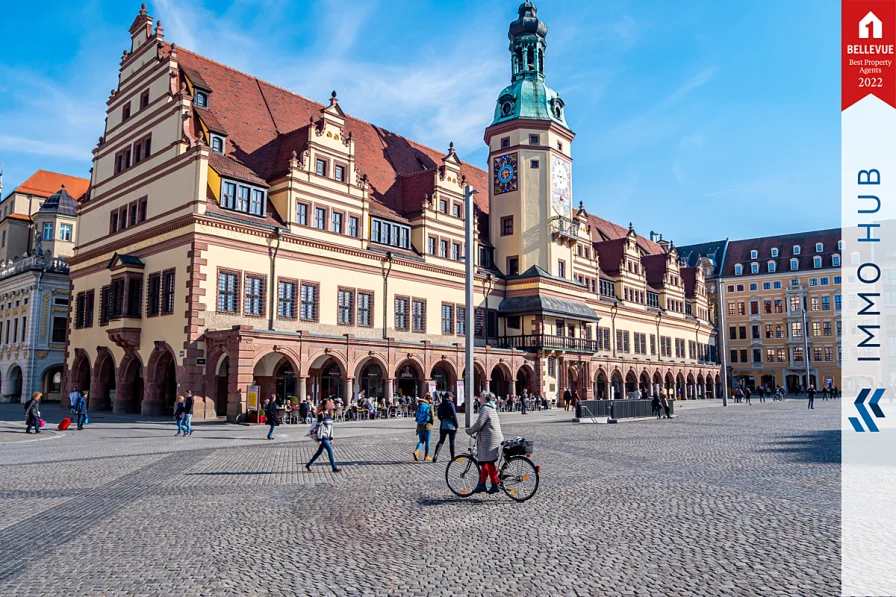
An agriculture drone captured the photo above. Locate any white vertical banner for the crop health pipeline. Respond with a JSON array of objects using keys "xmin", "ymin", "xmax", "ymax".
[
  {"xmin": 842, "ymin": 2, "xmax": 896, "ymax": 594},
  {"xmin": 456, "ymin": 381, "xmax": 465, "ymax": 407},
  {"xmin": 427, "ymin": 380, "xmax": 437, "ymax": 398}
]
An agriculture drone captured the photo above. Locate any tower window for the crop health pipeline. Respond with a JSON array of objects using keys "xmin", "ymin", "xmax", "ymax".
[
  {"xmin": 530, "ymin": 159, "xmax": 539, "ymax": 169},
  {"xmin": 501, "ymin": 137, "xmax": 510, "ymax": 148},
  {"xmin": 501, "ymin": 102, "xmax": 513, "ymax": 117},
  {"xmin": 557, "ymin": 141, "xmax": 563, "ymax": 151},
  {"xmin": 529, "ymin": 134, "xmax": 539, "ymax": 144}
]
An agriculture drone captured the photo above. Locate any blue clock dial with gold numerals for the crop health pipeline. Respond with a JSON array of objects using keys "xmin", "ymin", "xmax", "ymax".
[{"xmin": 493, "ymin": 152, "xmax": 519, "ymax": 195}]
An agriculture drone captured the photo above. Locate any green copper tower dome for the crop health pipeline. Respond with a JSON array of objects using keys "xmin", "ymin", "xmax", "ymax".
[{"xmin": 491, "ymin": 2, "xmax": 568, "ymax": 129}]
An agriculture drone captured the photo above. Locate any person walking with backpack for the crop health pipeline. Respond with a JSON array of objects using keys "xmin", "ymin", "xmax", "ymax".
[
  {"xmin": 432, "ymin": 393, "xmax": 459, "ymax": 463},
  {"xmin": 465, "ymin": 391, "xmax": 505, "ymax": 495},
  {"xmin": 24, "ymin": 392, "xmax": 42, "ymax": 434},
  {"xmin": 305, "ymin": 398, "xmax": 342, "ymax": 472},
  {"xmin": 75, "ymin": 391, "xmax": 89, "ymax": 431},
  {"xmin": 174, "ymin": 395, "xmax": 186, "ymax": 436},
  {"xmin": 265, "ymin": 394, "xmax": 280, "ymax": 440},
  {"xmin": 414, "ymin": 394, "xmax": 434, "ymax": 461},
  {"xmin": 183, "ymin": 390, "xmax": 195, "ymax": 436}
]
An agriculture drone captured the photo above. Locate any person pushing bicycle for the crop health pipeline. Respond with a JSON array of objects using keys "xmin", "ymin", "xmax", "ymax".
[{"xmin": 465, "ymin": 391, "xmax": 505, "ymax": 495}]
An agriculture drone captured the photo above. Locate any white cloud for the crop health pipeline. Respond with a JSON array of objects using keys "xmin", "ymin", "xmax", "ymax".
[{"xmin": 680, "ymin": 133, "xmax": 704, "ymax": 148}]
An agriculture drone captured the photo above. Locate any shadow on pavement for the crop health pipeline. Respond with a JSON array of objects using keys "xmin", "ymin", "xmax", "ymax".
[{"xmin": 760, "ymin": 429, "xmax": 841, "ymax": 464}]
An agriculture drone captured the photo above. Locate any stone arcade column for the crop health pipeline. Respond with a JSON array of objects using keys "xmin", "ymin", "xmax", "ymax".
[
  {"xmin": 386, "ymin": 378, "xmax": 395, "ymax": 400},
  {"xmin": 298, "ymin": 377, "xmax": 307, "ymax": 402},
  {"xmin": 344, "ymin": 377, "xmax": 354, "ymax": 402}
]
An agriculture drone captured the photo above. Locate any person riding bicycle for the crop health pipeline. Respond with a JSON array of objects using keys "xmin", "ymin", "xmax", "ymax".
[{"xmin": 465, "ymin": 391, "xmax": 505, "ymax": 495}]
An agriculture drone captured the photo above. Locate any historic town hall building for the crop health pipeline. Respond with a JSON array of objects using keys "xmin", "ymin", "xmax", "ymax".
[{"xmin": 63, "ymin": 3, "xmax": 720, "ymax": 419}]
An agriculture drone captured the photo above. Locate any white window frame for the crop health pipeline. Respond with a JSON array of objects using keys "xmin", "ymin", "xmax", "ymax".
[
  {"xmin": 220, "ymin": 178, "xmax": 266, "ymax": 217},
  {"xmin": 793, "ymin": 245, "xmax": 801, "ymax": 255},
  {"xmin": 832, "ymin": 254, "xmax": 840, "ymax": 266},
  {"xmin": 813, "ymin": 256, "xmax": 822, "ymax": 268},
  {"xmin": 771, "ymin": 247, "xmax": 778, "ymax": 257},
  {"xmin": 750, "ymin": 262, "xmax": 759, "ymax": 274},
  {"xmin": 42, "ymin": 223, "xmax": 54, "ymax": 241},
  {"xmin": 750, "ymin": 250, "xmax": 758, "ymax": 259},
  {"xmin": 58, "ymin": 223, "xmax": 73, "ymax": 242},
  {"xmin": 768, "ymin": 261, "xmax": 776, "ymax": 273},
  {"xmin": 734, "ymin": 264, "xmax": 743, "ymax": 276},
  {"xmin": 210, "ymin": 134, "xmax": 226, "ymax": 154},
  {"xmin": 816, "ymin": 242, "xmax": 823, "ymax": 252},
  {"xmin": 790, "ymin": 258, "xmax": 798, "ymax": 270},
  {"xmin": 194, "ymin": 90, "xmax": 209, "ymax": 108}
]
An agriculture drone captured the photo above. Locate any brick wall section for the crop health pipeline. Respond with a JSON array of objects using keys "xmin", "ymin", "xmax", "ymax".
[{"xmin": 183, "ymin": 241, "xmax": 211, "ymax": 417}]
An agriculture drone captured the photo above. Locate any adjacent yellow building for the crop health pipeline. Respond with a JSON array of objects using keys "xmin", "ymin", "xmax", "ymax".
[{"xmin": 64, "ymin": 3, "xmax": 720, "ymax": 420}]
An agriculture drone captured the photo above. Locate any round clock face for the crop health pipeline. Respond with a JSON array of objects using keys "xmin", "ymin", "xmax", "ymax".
[
  {"xmin": 550, "ymin": 155, "xmax": 571, "ymax": 216},
  {"xmin": 498, "ymin": 163, "xmax": 515, "ymax": 184}
]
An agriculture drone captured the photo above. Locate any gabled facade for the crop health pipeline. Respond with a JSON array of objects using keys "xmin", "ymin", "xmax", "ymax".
[{"xmin": 63, "ymin": 3, "xmax": 719, "ymax": 420}]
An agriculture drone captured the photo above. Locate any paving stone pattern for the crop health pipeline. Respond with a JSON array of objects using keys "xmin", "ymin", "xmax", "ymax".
[{"xmin": 0, "ymin": 401, "xmax": 839, "ymax": 596}]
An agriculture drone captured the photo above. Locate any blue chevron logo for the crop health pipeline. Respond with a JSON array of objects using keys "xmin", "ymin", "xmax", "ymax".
[{"xmin": 849, "ymin": 388, "xmax": 886, "ymax": 432}]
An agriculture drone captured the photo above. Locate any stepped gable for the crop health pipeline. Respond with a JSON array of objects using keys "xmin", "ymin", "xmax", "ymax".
[{"xmin": 174, "ymin": 48, "xmax": 488, "ymax": 222}]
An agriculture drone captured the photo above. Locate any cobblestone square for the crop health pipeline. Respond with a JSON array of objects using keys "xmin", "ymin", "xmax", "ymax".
[{"xmin": 0, "ymin": 400, "xmax": 839, "ymax": 596}]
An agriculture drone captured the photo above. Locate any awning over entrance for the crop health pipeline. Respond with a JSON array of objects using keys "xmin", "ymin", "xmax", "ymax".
[{"xmin": 497, "ymin": 295, "xmax": 600, "ymax": 322}]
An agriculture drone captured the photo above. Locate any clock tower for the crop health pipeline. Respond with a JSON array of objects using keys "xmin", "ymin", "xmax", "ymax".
[{"xmin": 485, "ymin": 2, "xmax": 576, "ymax": 279}]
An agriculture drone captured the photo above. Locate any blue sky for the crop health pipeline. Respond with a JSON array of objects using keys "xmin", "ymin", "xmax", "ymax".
[{"xmin": 0, "ymin": 0, "xmax": 838, "ymax": 245}]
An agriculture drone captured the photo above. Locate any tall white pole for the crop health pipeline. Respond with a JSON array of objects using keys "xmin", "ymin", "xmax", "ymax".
[{"xmin": 464, "ymin": 184, "xmax": 478, "ymax": 427}]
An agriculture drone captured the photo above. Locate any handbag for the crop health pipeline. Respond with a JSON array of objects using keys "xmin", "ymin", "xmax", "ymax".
[{"xmin": 38, "ymin": 418, "xmax": 45, "ymax": 428}]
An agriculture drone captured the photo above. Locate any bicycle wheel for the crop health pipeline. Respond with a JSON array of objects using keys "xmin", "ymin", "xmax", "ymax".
[
  {"xmin": 500, "ymin": 456, "xmax": 539, "ymax": 502},
  {"xmin": 446, "ymin": 454, "xmax": 480, "ymax": 497}
]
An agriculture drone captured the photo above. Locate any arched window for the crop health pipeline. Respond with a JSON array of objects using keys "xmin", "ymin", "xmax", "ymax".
[
  {"xmin": 751, "ymin": 263, "xmax": 759, "ymax": 274},
  {"xmin": 750, "ymin": 250, "xmax": 758, "ymax": 259},
  {"xmin": 768, "ymin": 261, "xmax": 776, "ymax": 272},
  {"xmin": 832, "ymin": 254, "xmax": 840, "ymax": 267},
  {"xmin": 793, "ymin": 245, "xmax": 801, "ymax": 255}
]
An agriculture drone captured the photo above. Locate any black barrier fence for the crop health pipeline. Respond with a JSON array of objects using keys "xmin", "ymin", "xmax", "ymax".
[{"xmin": 575, "ymin": 399, "xmax": 674, "ymax": 420}]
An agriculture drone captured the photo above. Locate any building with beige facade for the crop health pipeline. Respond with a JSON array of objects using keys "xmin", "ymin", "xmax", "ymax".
[
  {"xmin": 63, "ymin": 3, "xmax": 720, "ymax": 420},
  {"xmin": 680, "ymin": 228, "xmax": 842, "ymax": 394},
  {"xmin": 0, "ymin": 170, "xmax": 88, "ymax": 402}
]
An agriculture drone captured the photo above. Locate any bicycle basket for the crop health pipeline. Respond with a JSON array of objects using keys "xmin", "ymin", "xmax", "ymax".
[{"xmin": 502, "ymin": 437, "xmax": 534, "ymax": 456}]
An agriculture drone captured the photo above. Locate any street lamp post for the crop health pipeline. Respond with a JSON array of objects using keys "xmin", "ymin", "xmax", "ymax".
[
  {"xmin": 381, "ymin": 251, "xmax": 393, "ymax": 340},
  {"xmin": 464, "ymin": 184, "xmax": 478, "ymax": 427},
  {"xmin": 484, "ymin": 272, "xmax": 494, "ymax": 346}
]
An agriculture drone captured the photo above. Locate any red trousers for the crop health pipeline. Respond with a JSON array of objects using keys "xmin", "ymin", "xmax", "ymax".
[{"xmin": 479, "ymin": 462, "xmax": 499, "ymax": 485}]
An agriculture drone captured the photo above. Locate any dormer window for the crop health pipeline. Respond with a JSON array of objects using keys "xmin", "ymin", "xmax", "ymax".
[
  {"xmin": 220, "ymin": 179, "xmax": 266, "ymax": 217},
  {"xmin": 790, "ymin": 258, "xmax": 798, "ymax": 270},
  {"xmin": 750, "ymin": 250, "xmax": 758, "ymax": 259},
  {"xmin": 813, "ymin": 256, "xmax": 822, "ymax": 268},
  {"xmin": 210, "ymin": 134, "xmax": 225, "ymax": 154},
  {"xmin": 838, "ymin": 240, "xmax": 843, "ymax": 250},
  {"xmin": 734, "ymin": 264, "xmax": 743, "ymax": 275},
  {"xmin": 815, "ymin": 242, "xmax": 823, "ymax": 252},
  {"xmin": 832, "ymin": 254, "xmax": 840, "ymax": 266},
  {"xmin": 793, "ymin": 245, "xmax": 801, "ymax": 255},
  {"xmin": 768, "ymin": 261, "xmax": 776, "ymax": 273},
  {"xmin": 194, "ymin": 90, "xmax": 209, "ymax": 108},
  {"xmin": 751, "ymin": 262, "xmax": 759, "ymax": 274},
  {"xmin": 771, "ymin": 248, "xmax": 778, "ymax": 257}
]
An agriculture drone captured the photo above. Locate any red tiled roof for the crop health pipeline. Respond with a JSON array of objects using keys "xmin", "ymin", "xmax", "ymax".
[
  {"xmin": 174, "ymin": 48, "xmax": 489, "ymax": 222},
  {"xmin": 641, "ymin": 253, "xmax": 670, "ymax": 288},
  {"xmin": 6, "ymin": 213, "xmax": 32, "ymax": 222},
  {"xmin": 588, "ymin": 215, "xmax": 663, "ymax": 255},
  {"xmin": 594, "ymin": 238, "xmax": 626, "ymax": 275},
  {"xmin": 13, "ymin": 170, "xmax": 89, "ymax": 200},
  {"xmin": 195, "ymin": 106, "xmax": 228, "ymax": 135},
  {"xmin": 208, "ymin": 153, "xmax": 269, "ymax": 187},
  {"xmin": 681, "ymin": 267, "xmax": 698, "ymax": 297}
]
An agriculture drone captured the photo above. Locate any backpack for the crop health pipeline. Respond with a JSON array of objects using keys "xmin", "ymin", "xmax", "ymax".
[{"xmin": 415, "ymin": 404, "xmax": 431, "ymax": 425}]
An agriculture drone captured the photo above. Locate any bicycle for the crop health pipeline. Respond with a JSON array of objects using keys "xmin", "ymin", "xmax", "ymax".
[{"xmin": 445, "ymin": 434, "xmax": 540, "ymax": 502}]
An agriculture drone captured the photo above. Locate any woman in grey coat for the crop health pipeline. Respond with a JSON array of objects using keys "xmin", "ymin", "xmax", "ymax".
[{"xmin": 465, "ymin": 391, "xmax": 505, "ymax": 494}]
